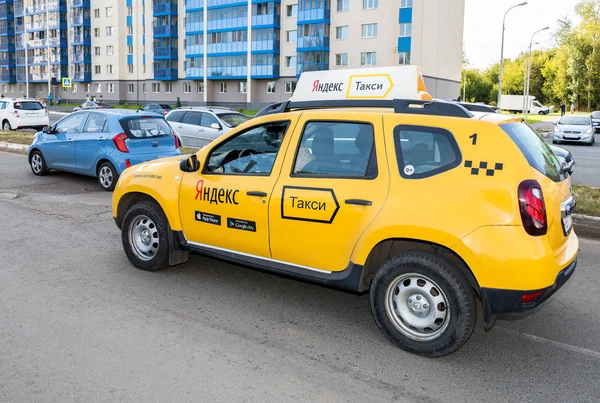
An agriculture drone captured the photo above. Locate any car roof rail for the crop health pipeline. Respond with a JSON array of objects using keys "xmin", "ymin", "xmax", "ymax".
[{"xmin": 254, "ymin": 99, "xmax": 473, "ymax": 119}]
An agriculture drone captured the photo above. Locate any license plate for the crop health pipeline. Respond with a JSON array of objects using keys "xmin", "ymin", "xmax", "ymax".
[
  {"xmin": 27, "ymin": 113, "xmax": 38, "ymax": 117},
  {"xmin": 564, "ymin": 136, "xmax": 580, "ymax": 140},
  {"xmin": 562, "ymin": 214, "xmax": 573, "ymax": 235}
]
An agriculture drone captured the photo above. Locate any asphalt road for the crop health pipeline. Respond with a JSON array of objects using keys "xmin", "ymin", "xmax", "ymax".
[
  {"xmin": 1, "ymin": 151, "xmax": 600, "ymax": 403},
  {"xmin": 545, "ymin": 136, "xmax": 600, "ymax": 188}
]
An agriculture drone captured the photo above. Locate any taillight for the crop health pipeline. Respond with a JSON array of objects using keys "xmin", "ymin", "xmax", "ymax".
[
  {"xmin": 174, "ymin": 135, "xmax": 180, "ymax": 149},
  {"xmin": 163, "ymin": 110, "xmax": 168, "ymax": 116},
  {"xmin": 44, "ymin": 108, "xmax": 48, "ymax": 115},
  {"xmin": 113, "ymin": 132, "xmax": 129, "ymax": 153},
  {"xmin": 518, "ymin": 180, "xmax": 547, "ymax": 236},
  {"xmin": 521, "ymin": 290, "xmax": 544, "ymax": 304}
]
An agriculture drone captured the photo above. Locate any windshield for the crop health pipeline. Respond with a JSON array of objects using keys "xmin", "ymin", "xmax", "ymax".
[
  {"xmin": 14, "ymin": 101, "xmax": 44, "ymax": 110},
  {"xmin": 559, "ymin": 116, "xmax": 590, "ymax": 125},
  {"xmin": 159, "ymin": 104, "xmax": 172, "ymax": 110},
  {"xmin": 501, "ymin": 122, "xmax": 567, "ymax": 182},
  {"xmin": 592, "ymin": 111, "xmax": 600, "ymax": 119},
  {"xmin": 217, "ymin": 113, "xmax": 250, "ymax": 128},
  {"xmin": 120, "ymin": 117, "xmax": 173, "ymax": 138}
]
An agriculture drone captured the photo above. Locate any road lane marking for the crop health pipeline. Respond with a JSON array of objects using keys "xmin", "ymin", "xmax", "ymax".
[{"xmin": 497, "ymin": 326, "xmax": 600, "ymax": 360}]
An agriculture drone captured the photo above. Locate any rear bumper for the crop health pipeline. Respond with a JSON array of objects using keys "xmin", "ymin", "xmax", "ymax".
[
  {"xmin": 482, "ymin": 257, "xmax": 577, "ymax": 316},
  {"xmin": 114, "ymin": 150, "xmax": 181, "ymax": 174},
  {"xmin": 12, "ymin": 116, "xmax": 49, "ymax": 128}
]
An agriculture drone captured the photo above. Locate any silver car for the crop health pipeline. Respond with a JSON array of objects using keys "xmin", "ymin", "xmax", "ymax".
[
  {"xmin": 165, "ymin": 107, "xmax": 250, "ymax": 148},
  {"xmin": 553, "ymin": 115, "xmax": 596, "ymax": 145}
]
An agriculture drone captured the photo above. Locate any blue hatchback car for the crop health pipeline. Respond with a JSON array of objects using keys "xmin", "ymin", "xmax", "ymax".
[{"xmin": 28, "ymin": 110, "xmax": 181, "ymax": 190}]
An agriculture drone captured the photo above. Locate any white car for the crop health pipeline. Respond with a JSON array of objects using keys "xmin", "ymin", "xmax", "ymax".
[
  {"xmin": 165, "ymin": 107, "xmax": 250, "ymax": 148},
  {"xmin": 0, "ymin": 98, "xmax": 49, "ymax": 131}
]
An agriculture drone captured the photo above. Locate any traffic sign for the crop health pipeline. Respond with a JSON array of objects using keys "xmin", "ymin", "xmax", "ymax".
[{"xmin": 62, "ymin": 78, "xmax": 72, "ymax": 88}]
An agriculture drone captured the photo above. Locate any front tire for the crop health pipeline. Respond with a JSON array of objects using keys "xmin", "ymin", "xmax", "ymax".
[
  {"xmin": 97, "ymin": 161, "xmax": 118, "ymax": 191},
  {"xmin": 29, "ymin": 150, "xmax": 49, "ymax": 176},
  {"xmin": 121, "ymin": 201, "xmax": 171, "ymax": 271},
  {"xmin": 370, "ymin": 252, "xmax": 476, "ymax": 357}
]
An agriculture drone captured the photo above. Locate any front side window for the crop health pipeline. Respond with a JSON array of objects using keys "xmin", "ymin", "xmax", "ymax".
[
  {"xmin": 182, "ymin": 111, "xmax": 201, "ymax": 126},
  {"xmin": 393, "ymin": 125, "xmax": 461, "ymax": 179},
  {"xmin": 204, "ymin": 121, "xmax": 290, "ymax": 175},
  {"xmin": 83, "ymin": 113, "xmax": 108, "ymax": 133},
  {"xmin": 293, "ymin": 121, "xmax": 376, "ymax": 178},
  {"xmin": 54, "ymin": 113, "xmax": 88, "ymax": 134}
]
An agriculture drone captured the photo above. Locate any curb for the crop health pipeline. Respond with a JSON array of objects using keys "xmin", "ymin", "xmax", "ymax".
[
  {"xmin": 573, "ymin": 214, "xmax": 600, "ymax": 240},
  {"xmin": 0, "ymin": 141, "xmax": 28, "ymax": 155}
]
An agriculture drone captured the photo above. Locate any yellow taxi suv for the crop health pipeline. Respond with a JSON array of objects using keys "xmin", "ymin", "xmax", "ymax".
[{"xmin": 112, "ymin": 67, "xmax": 578, "ymax": 357}]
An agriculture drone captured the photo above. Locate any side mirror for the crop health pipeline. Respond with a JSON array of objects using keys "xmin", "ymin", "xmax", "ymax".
[
  {"xmin": 553, "ymin": 122, "xmax": 557, "ymax": 125},
  {"xmin": 210, "ymin": 123, "xmax": 221, "ymax": 130},
  {"xmin": 42, "ymin": 125, "xmax": 53, "ymax": 134},
  {"xmin": 180, "ymin": 154, "xmax": 200, "ymax": 173}
]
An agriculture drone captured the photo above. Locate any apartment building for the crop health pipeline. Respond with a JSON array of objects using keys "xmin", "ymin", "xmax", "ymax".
[{"xmin": 0, "ymin": 0, "xmax": 465, "ymax": 106}]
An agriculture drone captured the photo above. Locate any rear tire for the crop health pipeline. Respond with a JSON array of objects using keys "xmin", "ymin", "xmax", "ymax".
[
  {"xmin": 370, "ymin": 252, "xmax": 476, "ymax": 357},
  {"xmin": 121, "ymin": 201, "xmax": 171, "ymax": 271},
  {"xmin": 29, "ymin": 150, "xmax": 48, "ymax": 176},
  {"xmin": 2, "ymin": 120, "xmax": 12, "ymax": 131},
  {"xmin": 97, "ymin": 161, "xmax": 118, "ymax": 191}
]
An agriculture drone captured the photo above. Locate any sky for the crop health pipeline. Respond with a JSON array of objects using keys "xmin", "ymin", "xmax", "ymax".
[{"xmin": 463, "ymin": 0, "xmax": 580, "ymax": 69}]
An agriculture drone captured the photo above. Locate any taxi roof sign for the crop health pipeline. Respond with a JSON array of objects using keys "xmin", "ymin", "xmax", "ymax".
[{"xmin": 290, "ymin": 66, "xmax": 432, "ymax": 103}]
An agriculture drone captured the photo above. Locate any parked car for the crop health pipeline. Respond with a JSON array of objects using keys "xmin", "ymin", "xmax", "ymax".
[
  {"xmin": 28, "ymin": 110, "xmax": 181, "ymax": 191},
  {"xmin": 553, "ymin": 115, "xmax": 596, "ymax": 145},
  {"xmin": 455, "ymin": 102, "xmax": 499, "ymax": 113},
  {"xmin": 112, "ymin": 66, "xmax": 578, "ymax": 357},
  {"xmin": 550, "ymin": 145, "xmax": 575, "ymax": 175},
  {"xmin": 73, "ymin": 101, "xmax": 113, "ymax": 112},
  {"xmin": 165, "ymin": 107, "xmax": 250, "ymax": 148},
  {"xmin": 591, "ymin": 111, "xmax": 600, "ymax": 133},
  {"xmin": 0, "ymin": 98, "xmax": 49, "ymax": 131},
  {"xmin": 142, "ymin": 104, "xmax": 173, "ymax": 116}
]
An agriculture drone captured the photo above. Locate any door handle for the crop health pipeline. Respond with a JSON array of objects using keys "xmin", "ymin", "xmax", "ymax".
[
  {"xmin": 199, "ymin": 129, "xmax": 205, "ymax": 132},
  {"xmin": 98, "ymin": 137, "xmax": 106, "ymax": 141},
  {"xmin": 177, "ymin": 125, "xmax": 183, "ymax": 129},
  {"xmin": 345, "ymin": 199, "xmax": 372, "ymax": 206},
  {"xmin": 247, "ymin": 191, "xmax": 267, "ymax": 197}
]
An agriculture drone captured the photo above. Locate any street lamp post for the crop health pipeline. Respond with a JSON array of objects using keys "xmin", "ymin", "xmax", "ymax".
[
  {"xmin": 524, "ymin": 27, "xmax": 549, "ymax": 119},
  {"xmin": 523, "ymin": 42, "xmax": 539, "ymax": 113},
  {"xmin": 497, "ymin": 2, "xmax": 528, "ymax": 109}
]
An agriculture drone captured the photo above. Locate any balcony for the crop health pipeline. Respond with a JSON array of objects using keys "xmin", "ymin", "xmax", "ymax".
[
  {"xmin": 25, "ymin": 1, "xmax": 64, "ymax": 15},
  {"xmin": 0, "ymin": 25, "xmax": 15, "ymax": 36},
  {"xmin": 14, "ymin": 5, "xmax": 22, "ymax": 17},
  {"xmin": 205, "ymin": 65, "xmax": 279, "ymax": 79},
  {"xmin": 0, "ymin": 10, "xmax": 14, "ymax": 20},
  {"xmin": 16, "ymin": 56, "xmax": 32, "ymax": 65},
  {"xmin": 71, "ymin": 0, "xmax": 90, "ymax": 7},
  {"xmin": 297, "ymin": 8, "xmax": 330, "ymax": 23},
  {"xmin": 252, "ymin": 39, "xmax": 279, "ymax": 52},
  {"xmin": 297, "ymin": 36, "xmax": 329, "ymax": 51},
  {"xmin": 0, "ymin": 57, "xmax": 15, "ymax": 66},
  {"xmin": 72, "ymin": 53, "xmax": 91, "ymax": 64},
  {"xmin": 297, "ymin": 62, "xmax": 329, "ymax": 75},
  {"xmin": 71, "ymin": 34, "xmax": 91, "ymax": 45},
  {"xmin": 0, "ymin": 41, "xmax": 11, "ymax": 51},
  {"xmin": 72, "ymin": 71, "xmax": 91, "ymax": 81},
  {"xmin": 17, "ymin": 72, "xmax": 50, "ymax": 82},
  {"xmin": 153, "ymin": 2, "xmax": 177, "ymax": 16},
  {"xmin": 251, "ymin": 13, "xmax": 280, "ymax": 28},
  {"xmin": 153, "ymin": 25, "xmax": 177, "ymax": 37},
  {"xmin": 71, "ymin": 15, "xmax": 91, "ymax": 26},
  {"xmin": 154, "ymin": 47, "xmax": 178, "ymax": 59},
  {"xmin": 0, "ymin": 73, "xmax": 16, "ymax": 82},
  {"xmin": 154, "ymin": 68, "xmax": 178, "ymax": 80},
  {"xmin": 207, "ymin": 17, "xmax": 247, "ymax": 31},
  {"xmin": 15, "ymin": 23, "xmax": 22, "ymax": 33}
]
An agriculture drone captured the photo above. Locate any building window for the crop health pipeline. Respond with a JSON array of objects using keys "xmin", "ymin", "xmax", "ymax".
[
  {"xmin": 219, "ymin": 82, "xmax": 227, "ymax": 93},
  {"xmin": 94, "ymin": 28, "xmax": 100, "ymax": 37},
  {"xmin": 197, "ymin": 82, "xmax": 204, "ymax": 93},
  {"xmin": 127, "ymin": 6, "xmax": 133, "ymax": 16},
  {"xmin": 108, "ymin": 65, "xmax": 114, "ymax": 74},
  {"xmin": 94, "ymin": 46, "xmax": 100, "ymax": 56},
  {"xmin": 400, "ymin": 0, "xmax": 413, "ymax": 7},
  {"xmin": 94, "ymin": 65, "xmax": 101, "ymax": 74},
  {"xmin": 267, "ymin": 82, "xmax": 276, "ymax": 94},
  {"xmin": 165, "ymin": 83, "xmax": 172, "ymax": 93},
  {"xmin": 400, "ymin": 23, "xmax": 412, "ymax": 37},
  {"xmin": 128, "ymin": 26, "xmax": 133, "ymax": 35},
  {"xmin": 106, "ymin": 7, "xmax": 113, "ymax": 17},
  {"xmin": 398, "ymin": 51, "xmax": 411, "ymax": 65},
  {"xmin": 184, "ymin": 82, "xmax": 191, "ymax": 93},
  {"xmin": 362, "ymin": 23, "xmax": 377, "ymax": 38},
  {"xmin": 239, "ymin": 82, "xmax": 247, "ymax": 94},
  {"xmin": 106, "ymin": 26, "xmax": 113, "ymax": 36},
  {"xmin": 86, "ymin": 84, "xmax": 91, "ymax": 93},
  {"xmin": 337, "ymin": 0, "xmax": 349, "ymax": 12},
  {"xmin": 107, "ymin": 46, "xmax": 113, "ymax": 56},
  {"xmin": 63, "ymin": 86, "xmax": 68, "ymax": 93},
  {"xmin": 128, "ymin": 65, "xmax": 134, "ymax": 74},
  {"xmin": 363, "ymin": 0, "xmax": 378, "ymax": 9},
  {"xmin": 152, "ymin": 83, "xmax": 160, "ymax": 93},
  {"xmin": 73, "ymin": 84, "xmax": 78, "ymax": 93},
  {"xmin": 336, "ymin": 26, "xmax": 348, "ymax": 40},
  {"xmin": 19, "ymin": 84, "xmax": 23, "ymax": 93},
  {"xmin": 284, "ymin": 81, "xmax": 296, "ymax": 94},
  {"xmin": 128, "ymin": 46, "xmax": 133, "ymax": 54},
  {"xmin": 256, "ymin": 3, "xmax": 267, "ymax": 15},
  {"xmin": 285, "ymin": 56, "xmax": 297, "ymax": 68},
  {"xmin": 94, "ymin": 9, "xmax": 100, "ymax": 18},
  {"xmin": 286, "ymin": 30, "xmax": 297, "ymax": 43},
  {"xmin": 95, "ymin": 83, "xmax": 102, "ymax": 93},
  {"xmin": 128, "ymin": 84, "xmax": 134, "ymax": 93},
  {"xmin": 286, "ymin": 4, "xmax": 297, "ymax": 17},
  {"xmin": 335, "ymin": 53, "xmax": 348, "ymax": 66},
  {"xmin": 107, "ymin": 83, "xmax": 114, "ymax": 93},
  {"xmin": 361, "ymin": 52, "xmax": 376, "ymax": 66},
  {"xmin": 143, "ymin": 83, "xmax": 146, "ymax": 93}
]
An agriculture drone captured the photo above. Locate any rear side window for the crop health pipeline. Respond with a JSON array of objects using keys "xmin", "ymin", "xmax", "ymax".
[
  {"xmin": 393, "ymin": 125, "xmax": 461, "ymax": 179},
  {"xmin": 120, "ymin": 117, "xmax": 173, "ymax": 139},
  {"xmin": 166, "ymin": 110, "xmax": 185, "ymax": 123},
  {"xmin": 200, "ymin": 113, "xmax": 219, "ymax": 128},
  {"xmin": 501, "ymin": 122, "xmax": 566, "ymax": 182},
  {"xmin": 182, "ymin": 111, "xmax": 201, "ymax": 125},
  {"xmin": 218, "ymin": 113, "xmax": 250, "ymax": 128},
  {"xmin": 15, "ymin": 101, "xmax": 44, "ymax": 110},
  {"xmin": 293, "ymin": 121, "xmax": 377, "ymax": 179}
]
